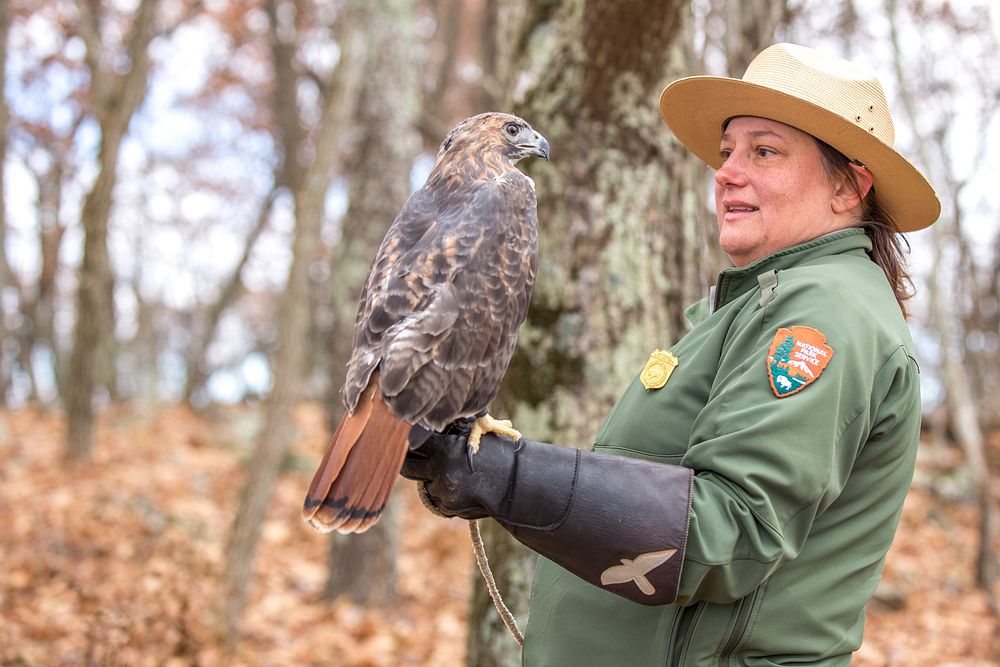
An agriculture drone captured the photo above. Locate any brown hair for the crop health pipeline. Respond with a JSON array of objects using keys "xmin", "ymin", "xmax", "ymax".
[{"xmin": 814, "ymin": 139, "xmax": 914, "ymax": 316}]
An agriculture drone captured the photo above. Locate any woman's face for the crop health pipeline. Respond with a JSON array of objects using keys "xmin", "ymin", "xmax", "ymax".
[{"xmin": 714, "ymin": 117, "xmax": 855, "ymax": 267}]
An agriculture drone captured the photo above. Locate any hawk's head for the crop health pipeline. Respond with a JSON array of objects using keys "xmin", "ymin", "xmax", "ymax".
[{"xmin": 437, "ymin": 112, "xmax": 550, "ymax": 166}]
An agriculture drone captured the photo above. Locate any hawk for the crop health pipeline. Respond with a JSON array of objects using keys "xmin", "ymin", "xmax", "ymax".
[{"xmin": 303, "ymin": 112, "xmax": 550, "ymax": 534}]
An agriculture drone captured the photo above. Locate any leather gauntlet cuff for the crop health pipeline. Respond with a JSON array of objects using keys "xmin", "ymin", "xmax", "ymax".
[{"xmin": 495, "ymin": 440, "xmax": 694, "ymax": 606}]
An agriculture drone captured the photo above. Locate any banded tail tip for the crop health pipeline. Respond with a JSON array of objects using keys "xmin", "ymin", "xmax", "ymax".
[{"xmin": 301, "ymin": 495, "xmax": 384, "ymax": 534}]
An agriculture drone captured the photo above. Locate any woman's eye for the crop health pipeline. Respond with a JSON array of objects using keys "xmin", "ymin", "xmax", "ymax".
[
  {"xmin": 755, "ymin": 147, "xmax": 775, "ymax": 157},
  {"xmin": 719, "ymin": 149, "xmax": 732, "ymax": 159}
]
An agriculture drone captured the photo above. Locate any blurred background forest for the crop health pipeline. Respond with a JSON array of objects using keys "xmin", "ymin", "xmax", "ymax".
[{"xmin": 1, "ymin": 0, "xmax": 999, "ymax": 665}]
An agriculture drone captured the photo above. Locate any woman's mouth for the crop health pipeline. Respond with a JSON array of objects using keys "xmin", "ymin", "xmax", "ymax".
[{"xmin": 722, "ymin": 203, "xmax": 759, "ymax": 221}]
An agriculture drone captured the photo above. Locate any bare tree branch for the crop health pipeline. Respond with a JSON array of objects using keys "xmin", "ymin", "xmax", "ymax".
[{"xmin": 183, "ymin": 186, "xmax": 280, "ymax": 404}]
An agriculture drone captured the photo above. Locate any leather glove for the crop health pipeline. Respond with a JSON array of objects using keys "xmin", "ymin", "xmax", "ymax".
[
  {"xmin": 400, "ymin": 428, "xmax": 523, "ymax": 520},
  {"xmin": 401, "ymin": 426, "xmax": 694, "ymax": 606}
]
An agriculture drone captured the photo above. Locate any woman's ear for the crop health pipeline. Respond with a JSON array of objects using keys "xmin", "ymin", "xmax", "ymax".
[{"xmin": 832, "ymin": 163, "xmax": 874, "ymax": 214}]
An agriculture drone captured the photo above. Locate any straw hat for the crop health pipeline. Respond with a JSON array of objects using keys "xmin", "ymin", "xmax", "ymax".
[{"xmin": 659, "ymin": 43, "xmax": 940, "ymax": 232}]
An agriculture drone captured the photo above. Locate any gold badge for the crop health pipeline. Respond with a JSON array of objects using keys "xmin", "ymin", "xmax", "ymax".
[{"xmin": 640, "ymin": 349, "xmax": 678, "ymax": 390}]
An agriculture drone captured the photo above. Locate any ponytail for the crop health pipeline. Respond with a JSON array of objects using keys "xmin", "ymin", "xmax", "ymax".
[{"xmin": 814, "ymin": 139, "xmax": 914, "ymax": 316}]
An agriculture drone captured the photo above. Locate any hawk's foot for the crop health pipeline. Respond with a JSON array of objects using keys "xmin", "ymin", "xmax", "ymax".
[{"xmin": 468, "ymin": 413, "xmax": 521, "ymax": 454}]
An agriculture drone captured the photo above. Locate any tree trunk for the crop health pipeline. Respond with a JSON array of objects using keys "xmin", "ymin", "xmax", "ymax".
[
  {"xmin": 467, "ymin": 1, "xmax": 708, "ymax": 664},
  {"xmin": 219, "ymin": 142, "xmax": 324, "ymax": 647},
  {"xmin": 323, "ymin": 494, "xmax": 404, "ymax": 605},
  {"xmin": 0, "ymin": 0, "xmax": 12, "ymax": 403},
  {"xmin": 319, "ymin": 0, "xmax": 421, "ymax": 606},
  {"xmin": 721, "ymin": 0, "xmax": 788, "ymax": 76},
  {"xmin": 65, "ymin": 0, "xmax": 160, "ymax": 463},
  {"xmin": 987, "ymin": 239, "xmax": 1000, "ymax": 428},
  {"xmin": 65, "ymin": 168, "xmax": 116, "ymax": 461},
  {"xmin": 885, "ymin": 0, "xmax": 996, "ymax": 604},
  {"xmin": 220, "ymin": 0, "xmax": 369, "ymax": 642},
  {"xmin": 494, "ymin": 0, "xmax": 710, "ymax": 446},
  {"xmin": 23, "ymin": 159, "xmax": 69, "ymax": 404}
]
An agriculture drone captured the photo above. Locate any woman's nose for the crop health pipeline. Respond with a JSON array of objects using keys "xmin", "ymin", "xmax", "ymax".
[{"xmin": 714, "ymin": 153, "xmax": 747, "ymax": 187}]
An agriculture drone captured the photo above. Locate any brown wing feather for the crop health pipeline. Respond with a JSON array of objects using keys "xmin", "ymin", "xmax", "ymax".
[
  {"xmin": 344, "ymin": 170, "xmax": 537, "ymax": 431},
  {"xmin": 340, "ymin": 189, "xmax": 441, "ymax": 413}
]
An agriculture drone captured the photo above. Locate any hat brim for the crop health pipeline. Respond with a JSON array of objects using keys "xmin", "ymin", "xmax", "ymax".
[{"xmin": 659, "ymin": 76, "xmax": 940, "ymax": 232}]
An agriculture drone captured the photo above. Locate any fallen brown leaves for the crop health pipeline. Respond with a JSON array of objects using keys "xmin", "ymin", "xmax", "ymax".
[
  {"xmin": 0, "ymin": 404, "xmax": 471, "ymax": 666},
  {"xmin": 0, "ymin": 405, "xmax": 997, "ymax": 666},
  {"xmin": 855, "ymin": 439, "xmax": 1000, "ymax": 666}
]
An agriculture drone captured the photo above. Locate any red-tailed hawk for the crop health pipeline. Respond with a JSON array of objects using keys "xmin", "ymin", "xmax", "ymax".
[{"xmin": 303, "ymin": 112, "xmax": 550, "ymax": 534}]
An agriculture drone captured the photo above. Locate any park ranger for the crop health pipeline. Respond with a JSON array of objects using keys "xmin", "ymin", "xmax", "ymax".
[{"xmin": 402, "ymin": 43, "xmax": 939, "ymax": 665}]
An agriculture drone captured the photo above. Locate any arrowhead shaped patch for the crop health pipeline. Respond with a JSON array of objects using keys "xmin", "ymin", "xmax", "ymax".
[{"xmin": 767, "ymin": 326, "xmax": 834, "ymax": 397}]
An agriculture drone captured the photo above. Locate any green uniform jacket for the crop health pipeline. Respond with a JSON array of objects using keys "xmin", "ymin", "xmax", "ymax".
[{"xmin": 523, "ymin": 229, "xmax": 921, "ymax": 666}]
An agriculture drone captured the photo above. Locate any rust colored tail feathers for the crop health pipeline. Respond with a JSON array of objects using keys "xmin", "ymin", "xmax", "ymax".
[{"xmin": 302, "ymin": 374, "xmax": 411, "ymax": 534}]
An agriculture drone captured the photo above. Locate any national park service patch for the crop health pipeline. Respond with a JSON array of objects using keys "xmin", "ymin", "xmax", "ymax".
[{"xmin": 767, "ymin": 326, "xmax": 834, "ymax": 397}]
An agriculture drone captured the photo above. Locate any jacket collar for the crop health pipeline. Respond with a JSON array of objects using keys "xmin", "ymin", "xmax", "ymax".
[{"xmin": 711, "ymin": 228, "xmax": 872, "ymax": 312}]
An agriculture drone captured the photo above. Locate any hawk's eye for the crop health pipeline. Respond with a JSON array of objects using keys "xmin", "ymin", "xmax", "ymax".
[{"xmin": 503, "ymin": 123, "xmax": 520, "ymax": 138}]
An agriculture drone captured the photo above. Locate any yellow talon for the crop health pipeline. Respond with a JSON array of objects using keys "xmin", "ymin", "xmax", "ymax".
[{"xmin": 468, "ymin": 414, "xmax": 522, "ymax": 454}]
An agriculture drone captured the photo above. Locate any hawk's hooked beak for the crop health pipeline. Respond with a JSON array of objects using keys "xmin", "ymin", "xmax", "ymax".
[{"xmin": 520, "ymin": 131, "xmax": 551, "ymax": 161}]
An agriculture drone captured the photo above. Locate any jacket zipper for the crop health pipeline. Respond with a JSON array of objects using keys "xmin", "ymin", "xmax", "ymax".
[
  {"xmin": 668, "ymin": 602, "xmax": 704, "ymax": 667},
  {"xmin": 717, "ymin": 586, "xmax": 763, "ymax": 664}
]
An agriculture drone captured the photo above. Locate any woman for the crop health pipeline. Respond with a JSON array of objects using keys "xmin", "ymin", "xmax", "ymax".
[{"xmin": 402, "ymin": 43, "xmax": 939, "ymax": 666}]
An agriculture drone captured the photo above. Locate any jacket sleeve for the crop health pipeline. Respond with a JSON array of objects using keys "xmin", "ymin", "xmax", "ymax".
[{"xmin": 674, "ymin": 276, "xmax": 920, "ymax": 605}]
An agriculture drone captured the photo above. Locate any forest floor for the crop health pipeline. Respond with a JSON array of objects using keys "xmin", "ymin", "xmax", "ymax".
[{"xmin": 0, "ymin": 403, "xmax": 998, "ymax": 666}]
